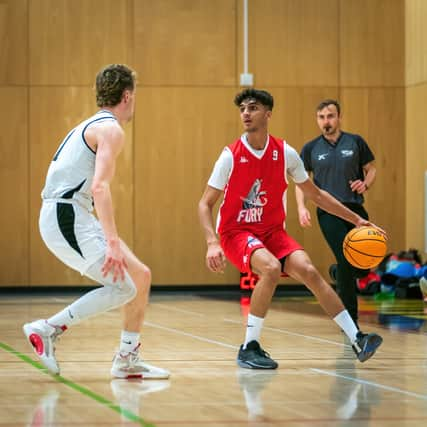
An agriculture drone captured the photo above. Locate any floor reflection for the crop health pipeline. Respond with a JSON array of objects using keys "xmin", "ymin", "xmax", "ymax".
[
  {"xmin": 27, "ymin": 389, "xmax": 60, "ymax": 427},
  {"xmin": 331, "ymin": 344, "xmax": 381, "ymax": 427},
  {"xmin": 110, "ymin": 378, "xmax": 170, "ymax": 423},
  {"xmin": 237, "ymin": 369, "xmax": 277, "ymax": 422}
]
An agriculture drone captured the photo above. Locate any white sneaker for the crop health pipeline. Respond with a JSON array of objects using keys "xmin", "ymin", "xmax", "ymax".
[
  {"xmin": 111, "ymin": 344, "xmax": 170, "ymax": 379},
  {"xmin": 23, "ymin": 319, "xmax": 63, "ymax": 375}
]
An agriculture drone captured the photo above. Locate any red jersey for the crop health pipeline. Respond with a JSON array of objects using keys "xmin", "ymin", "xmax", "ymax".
[{"xmin": 218, "ymin": 135, "xmax": 288, "ymax": 236}]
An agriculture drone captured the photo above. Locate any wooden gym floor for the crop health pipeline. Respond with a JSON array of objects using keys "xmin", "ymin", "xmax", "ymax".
[{"xmin": 0, "ymin": 288, "xmax": 426, "ymax": 427}]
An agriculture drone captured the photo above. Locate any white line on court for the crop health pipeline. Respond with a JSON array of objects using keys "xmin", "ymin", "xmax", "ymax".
[
  {"xmin": 144, "ymin": 303, "xmax": 427, "ymax": 401},
  {"xmin": 154, "ymin": 301, "xmax": 351, "ymax": 348},
  {"xmin": 154, "ymin": 304, "xmax": 205, "ymax": 317},
  {"xmin": 145, "ymin": 321, "xmax": 239, "ymax": 349},
  {"xmin": 223, "ymin": 317, "xmax": 350, "ymax": 348},
  {"xmin": 312, "ymin": 368, "xmax": 427, "ymax": 400}
]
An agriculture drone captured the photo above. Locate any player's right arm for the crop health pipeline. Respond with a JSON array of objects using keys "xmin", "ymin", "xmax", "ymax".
[
  {"xmin": 90, "ymin": 122, "xmax": 128, "ymax": 282},
  {"xmin": 295, "ymin": 185, "xmax": 312, "ymax": 227},
  {"xmin": 198, "ymin": 148, "xmax": 232, "ymax": 273},
  {"xmin": 198, "ymin": 186, "xmax": 226, "ymax": 273}
]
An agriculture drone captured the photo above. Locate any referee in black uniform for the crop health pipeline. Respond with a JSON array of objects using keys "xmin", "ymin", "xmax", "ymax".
[{"xmin": 295, "ymin": 99, "xmax": 376, "ymax": 326}]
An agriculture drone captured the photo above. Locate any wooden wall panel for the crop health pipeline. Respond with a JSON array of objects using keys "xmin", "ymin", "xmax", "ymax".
[
  {"xmin": 134, "ymin": 0, "xmax": 236, "ymax": 86},
  {"xmin": 29, "ymin": 87, "xmax": 134, "ymax": 285},
  {"xmin": 0, "ymin": 0, "xmax": 412, "ymax": 287},
  {"xmin": 340, "ymin": 0, "xmax": 404, "ymax": 87},
  {"xmin": 341, "ymin": 88, "xmax": 406, "ymax": 252},
  {"xmin": 405, "ymin": 0, "xmax": 427, "ymax": 85},
  {"xmin": 243, "ymin": 0, "xmax": 339, "ymax": 87},
  {"xmin": 29, "ymin": 0, "xmax": 133, "ymax": 85},
  {"xmin": 0, "ymin": 88, "xmax": 29, "ymax": 285},
  {"xmin": 406, "ymin": 84, "xmax": 427, "ymax": 254},
  {"xmin": 0, "ymin": 0, "xmax": 28, "ymax": 84},
  {"xmin": 405, "ymin": 0, "xmax": 427, "ymax": 256},
  {"xmin": 134, "ymin": 87, "xmax": 240, "ymax": 285}
]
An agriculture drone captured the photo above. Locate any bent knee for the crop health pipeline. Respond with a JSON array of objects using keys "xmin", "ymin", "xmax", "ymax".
[
  {"xmin": 258, "ymin": 259, "xmax": 282, "ymax": 283},
  {"xmin": 131, "ymin": 262, "xmax": 152, "ymax": 288},
  {"xmin": 300, "ymin": 262, "xmax": 322, "ymax": 285},
  {"xmin": 120, "ymin": 274, "xmax": 138, "ymax": 302},
  {"xmin": 141, "ymin": 264, "xmax": 151, "ymax": 285}
]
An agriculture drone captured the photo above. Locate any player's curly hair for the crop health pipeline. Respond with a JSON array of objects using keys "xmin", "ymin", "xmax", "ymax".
[
  {"xmin": 234, "ymin": 88, "xmax": 274, "ymax": 111},
  {"xmin": 95, "ymin": 64, "xmax": 136, "ymax": 107}
]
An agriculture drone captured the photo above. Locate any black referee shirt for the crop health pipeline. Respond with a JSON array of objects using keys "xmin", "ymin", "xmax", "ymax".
[{"xmin": 300, "ymin": 131, "xmax": 374, "ymax": 205}]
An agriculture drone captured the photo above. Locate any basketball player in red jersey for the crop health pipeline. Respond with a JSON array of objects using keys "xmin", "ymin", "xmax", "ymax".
[{"xmin": 198, "ymin": 89, "xmax": 384, "ymax": 369}]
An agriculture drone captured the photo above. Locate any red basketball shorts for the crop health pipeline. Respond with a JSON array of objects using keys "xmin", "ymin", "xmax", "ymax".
[{"xmin": 220, "ymin": 228, "xmax": 303, "ymax": 273}]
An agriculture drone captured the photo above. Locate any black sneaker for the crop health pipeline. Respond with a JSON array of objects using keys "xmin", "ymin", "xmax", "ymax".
[
  {"xmin": 237, "ymin": 341, "xmax": 278, "ymax": 369},
  {"xmin": 329, "ymin": 264, "xmax": 337, "ymax": 284},
  {"xmin": 352, "ymin": 332, "xmax": 383, "ymax": 362}
]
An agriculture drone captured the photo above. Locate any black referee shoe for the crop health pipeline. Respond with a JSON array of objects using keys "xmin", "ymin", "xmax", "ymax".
[{"xmin": 237, "ymin": 341, "xmax": 278, "ymax": 369}]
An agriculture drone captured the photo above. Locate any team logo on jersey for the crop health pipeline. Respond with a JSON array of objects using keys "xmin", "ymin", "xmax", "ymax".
[
  {"xmin": 318, "ymin": 153, "xmax": 328, "ymax": 160},
  {"xmin": 341, "ymin": 150, "xmax": 354, "ymax": 157},
  {"xmin": 237, "ymin": 179, "xmax": 267, "ymax": 223},
  {"xmin": 240, "ymin": 156, "xmax": 249, "ymax": 163}
]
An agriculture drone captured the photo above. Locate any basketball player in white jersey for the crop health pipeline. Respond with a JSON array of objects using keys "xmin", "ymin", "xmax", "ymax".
[{"xmin": 23, "ymin": 64, "xmax": 169, "ymax": 379}]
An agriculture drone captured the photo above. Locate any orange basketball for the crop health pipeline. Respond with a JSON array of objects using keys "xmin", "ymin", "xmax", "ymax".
[{"xmin": 343, "ymin": 226, "xmax": 387, "ymax": 269}]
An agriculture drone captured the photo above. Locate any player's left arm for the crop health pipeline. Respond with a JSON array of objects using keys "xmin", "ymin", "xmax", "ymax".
[
  {"xmin": 297, "ymin": 179, "xmax": 376, "ymax": 229},
  {"xmin": 91, "ymin": 123, "xmax": 128, "ymax": 281}
]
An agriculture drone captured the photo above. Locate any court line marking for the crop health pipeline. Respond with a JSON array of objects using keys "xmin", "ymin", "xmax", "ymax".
[
  {"xmin": 145, "ymin": 321, "xmax": 238, "ymax": 349},
  {"xmin": 154, "ymin": 300, "xmax": 350, "ymax": 348},
  {"xmin": 146, "ymin": 307, "xmax": 427, "ymax": 402},
  {"xmin": 154, "ymin": 304, "xmax": 205, "ymax": 317},
  {"xmin": 311, "ymin": 368, "xmax": 427, "ymax": 400},
  {"xmin": 153, "ymin": 302, "xmax": 350, "ymax": 348},
  {"xmin": 0, "ymin": 341, "xmax": 156, "ymax": 427},
  {"xmin": 224, "ymin": 317, "xmax": 349, "ymax": 348}
]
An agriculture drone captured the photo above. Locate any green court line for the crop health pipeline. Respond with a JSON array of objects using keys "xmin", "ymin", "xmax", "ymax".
[{"xmin": 0, "ymin": 341, "xmax": 156, "ymax": 427}]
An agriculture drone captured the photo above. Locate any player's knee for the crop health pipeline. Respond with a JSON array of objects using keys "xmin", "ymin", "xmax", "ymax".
[
  {"xmin": 119, "ymin": 274, "xmax": 138, "ymax": 302},
  {"xmin": 259, "ymin": 259, "xmax": 281, "ymax": 283},
  {"xmin": 301, "ymin": 261, "xmax": 320, "ymax": 284},
  {"xmin": 140, "ymin": 264, "xmax": 151, "ymax": 286},
  {"xmin": 132, "ymin": 263, "xmax": 152, "ymax": 293}
]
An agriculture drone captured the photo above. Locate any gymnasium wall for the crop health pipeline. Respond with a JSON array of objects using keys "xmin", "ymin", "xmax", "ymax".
[
  {"xmin": 0, "ymin": 0, "xmax": 407, "ymax": 287},
  {"xmin": 405, "ymin": 0, "xmax": 427, "ymax": 257}
]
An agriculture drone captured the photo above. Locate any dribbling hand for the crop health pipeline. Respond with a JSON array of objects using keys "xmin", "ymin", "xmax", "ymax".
[{"xmin": 355, "ymin": 219, "xmax": 387, "ymax": 239}]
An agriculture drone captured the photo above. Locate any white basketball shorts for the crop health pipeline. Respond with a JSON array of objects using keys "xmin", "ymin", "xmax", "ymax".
[{"xmin": 39, "ymin": 200, "xmax": 106, "ymax": 275}]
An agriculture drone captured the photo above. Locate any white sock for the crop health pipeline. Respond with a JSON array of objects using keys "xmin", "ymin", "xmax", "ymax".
[
  {"xmin": 333, "ymin": 310, "xmax": 359, "ymax": 343},
  {"xmin": 243, "ymin": 314, "xmax": 264, "ymax": 348},
  {"xmin": 119, "ymin": 330, "xmax": 140, "ymax": 353}
]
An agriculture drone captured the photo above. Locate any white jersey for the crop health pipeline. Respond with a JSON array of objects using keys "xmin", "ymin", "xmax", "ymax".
[{"xmin": 41, "ymin": 110, "xmax": 117, "ymax": 211}]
